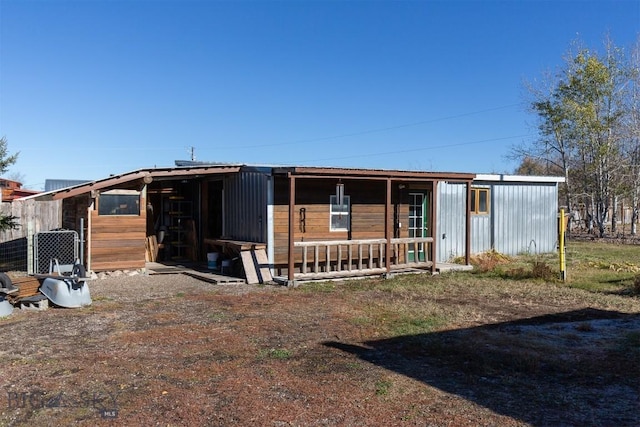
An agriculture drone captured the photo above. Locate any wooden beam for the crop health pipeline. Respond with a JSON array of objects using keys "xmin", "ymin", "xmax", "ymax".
[
  {"xmin": 51, "ymin": 166, "xmax": 241, "ymax": 200},
  {"xmin": 287, "ymin": 174, "xmax": 296, "ymax": 283},
  {"xmin": 277, "ymin": 167, "xmax": 476, "ymax": 181},
  {"xmin": 385, "ymin": 178, "xmax": 392, "ymax": 274},
  {"xmin": 431, "ymin": 180, "xmax": 438, "ymax": 274}
]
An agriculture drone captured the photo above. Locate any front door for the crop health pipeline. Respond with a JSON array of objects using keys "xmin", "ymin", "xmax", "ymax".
[{"xmin": 408, "ymin": 192, "xmax": 428, "ymax": 262}]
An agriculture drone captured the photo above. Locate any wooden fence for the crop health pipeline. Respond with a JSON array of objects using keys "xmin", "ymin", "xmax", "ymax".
[
  {"xmin": 0, "ymin": 200, "xmax": 62, "ymax": 241},
  {"xmin": 0, "ymin": 200, "xmax": 63, "ymax": 272}
]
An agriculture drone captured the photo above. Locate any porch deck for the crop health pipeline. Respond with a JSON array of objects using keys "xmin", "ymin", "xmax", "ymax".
[
  {"xmin": 272, "ymin": 263, "xmax": 473, "ymax": 285},
  {"xmin": 436, "ymin": 263, "xmax": 474, "ymax": 273},
  {"xmin": 145, "ymin": 262, "xmax": 246, "ymax": 285}
]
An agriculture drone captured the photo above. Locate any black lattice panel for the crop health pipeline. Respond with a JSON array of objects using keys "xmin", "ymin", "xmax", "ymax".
[{"xmin": 33, "ymin": 230, "xmax": 79, "ymax": 274}]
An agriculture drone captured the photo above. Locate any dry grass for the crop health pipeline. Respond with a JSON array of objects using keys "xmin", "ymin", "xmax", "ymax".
[{"xmin": 0, "ymin": 242, "xmax": 639, "ymax": 426}]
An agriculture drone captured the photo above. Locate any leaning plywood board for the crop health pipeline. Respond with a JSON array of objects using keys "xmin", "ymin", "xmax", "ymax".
[
  {"xmin": 253, "ymin": 249, "xmax": 273, "ymax": 283},
  {"xmin": 240, "ymin": 249, "xmax": 273, "ymax": 284}
]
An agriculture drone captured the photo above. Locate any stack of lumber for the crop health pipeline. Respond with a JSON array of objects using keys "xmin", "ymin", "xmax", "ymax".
[{"xmin": 6, "ymin": 274, "xmax": 42, "ymax": 303}]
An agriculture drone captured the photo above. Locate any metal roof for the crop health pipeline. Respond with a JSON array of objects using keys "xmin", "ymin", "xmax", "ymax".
[
  {"xmin": 23, "ymin": 165, "xmax": 243, "ymax": 201},
  {"xmin": 272, "ymin": 166, "xmax": 476, "ymax": 181},
  {"xmin": 22, "ymin": 162, "xmax": 563, "ymax": 203},
  {"xmin": 474, "ymin": 174, "xmax": 565, "ymax": 183}
]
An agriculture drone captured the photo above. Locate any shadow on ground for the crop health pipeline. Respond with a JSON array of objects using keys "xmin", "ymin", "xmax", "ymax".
[{"xmin": 325, "ymin": 308, "xmax": 640, "ymax": 426}]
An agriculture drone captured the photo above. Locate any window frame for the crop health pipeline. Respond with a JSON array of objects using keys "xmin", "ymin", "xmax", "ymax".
[
  {"xmin": 329, "ymin": 194, "xmax": 351, "ymax": 232},
  {"xmin": 470, "ymin": 187, "xmax": 490, "ymax": 215},
  {"xmin": 98, "ymin": 189, "xmax": 142, "ymax": 216}
]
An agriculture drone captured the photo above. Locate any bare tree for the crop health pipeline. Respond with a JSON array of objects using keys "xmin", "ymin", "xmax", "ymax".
[
  {"xmin": 620, "ymin": 38, "xmax": 640, "ymax": 234},
  {"xmin": 517, "ymin": 37, "xmax": 630, "ymax": 237}
]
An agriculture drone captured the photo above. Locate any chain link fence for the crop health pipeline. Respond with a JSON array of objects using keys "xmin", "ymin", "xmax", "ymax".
[
  {"xmin": 0, "ymin": 229, "xmax": 80, "ymax": 274},
  {"xmin": 33, "ymin": 230, "xmax": 79, "ymax": 274}
]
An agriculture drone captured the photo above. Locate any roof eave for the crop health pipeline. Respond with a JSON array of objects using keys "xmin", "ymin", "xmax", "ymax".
[{"xmin": 48, "ymin": 165, "xmax": 242, "ymax": 200}]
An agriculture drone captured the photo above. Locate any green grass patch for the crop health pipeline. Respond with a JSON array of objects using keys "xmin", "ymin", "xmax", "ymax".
[
  {"xmin": 260, "ymin": 348, "xmax": 292, "ymax": 360},
  {"xmin": 564, "ymin": 240, "xmax": 640, "ymax": 294},
  {"xmin": 387, "ymin": 314, "xmax": 447, "ymax": 336},
  {"xmin": 294, "ymin": 281, "xmax": 338, "ymax": 293},
  {"xmin": 208, "ymin": 311, "xmax": 227, "ymax": 321},
  {"xmin": 375, "ymin": 379, "xmax": 393, "ymax": 396},
  {"xmin": 454, "ymin": 240, "xmax": 640, "ymax": 296}
]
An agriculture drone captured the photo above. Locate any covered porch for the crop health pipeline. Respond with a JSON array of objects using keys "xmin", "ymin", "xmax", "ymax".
[{"xmin": 274, "ymin": 167, "xmax": 474, "ymax": 285}]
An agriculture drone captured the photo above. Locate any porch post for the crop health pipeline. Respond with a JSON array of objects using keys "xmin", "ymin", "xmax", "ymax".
[
  {"xmin": 385, "ymin": 178, "xmax": 392, "ymax": 274},
  {"xmin": 287, "ymin": 174, "xmax": 296, "ymax": 283},
  {"xmin": 465, "ymin": 180, "xmax": 472, "ymax": 266},
  {"xmin": 431, "ymin": 180, "xmax": 438, "ymax": 274},
  {"xmin": 87, "ymin": 201, "xmax": 93, "ymax": 273}
]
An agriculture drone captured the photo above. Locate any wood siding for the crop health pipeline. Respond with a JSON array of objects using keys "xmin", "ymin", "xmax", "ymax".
[
  {"xmin": 62, "ymin": 195, "xmax": 91, "ymax": 232},
  {"xmin": 273, "ymin": 176, "xmax": 420, "ymax": 266},
  {"xmin": 90, "ymin": 210, "xmax": 147, "ymax": 272}
]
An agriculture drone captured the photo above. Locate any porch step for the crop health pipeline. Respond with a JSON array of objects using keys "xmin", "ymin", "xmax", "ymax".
[{"xmin": 183, "ymin": 271, "xmax": 246, "ymax": 285}]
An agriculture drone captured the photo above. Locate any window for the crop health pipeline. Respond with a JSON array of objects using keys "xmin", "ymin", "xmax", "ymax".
[
  {"xmin": 98, "ymin": 190, "xmax": 141, "ymax": 215},
  {"xmin": 470, "ymin": 188, "xmax": 490, "ymax": 214},
  {"xmin": 330, "ymin": 195, "xmax": 350, "ymax": 231}
]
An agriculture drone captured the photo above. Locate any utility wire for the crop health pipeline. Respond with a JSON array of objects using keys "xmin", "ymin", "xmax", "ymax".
[
  {"xmin": 214, "ymin": 103, "xmax": 522, "ymax": 150},
  {"xmin": 295, "ymin": 133, "xmax": 534, "ymax": 164}
]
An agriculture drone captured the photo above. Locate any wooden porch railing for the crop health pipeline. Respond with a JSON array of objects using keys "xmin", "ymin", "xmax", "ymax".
[{"xmin": 293, "ymin": 237, "xmax": 434, "ymax": 280}]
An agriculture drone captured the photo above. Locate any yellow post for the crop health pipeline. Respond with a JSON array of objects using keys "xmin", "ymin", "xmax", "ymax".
[{"xmin": 559, "ymin": 208, "xmax": 566, "ymax": 281}]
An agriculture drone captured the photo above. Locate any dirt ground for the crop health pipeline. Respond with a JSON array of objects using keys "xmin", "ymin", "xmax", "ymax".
[{"xmin": 0, "ymin": 271, "xmax": 638, "ymax": 426}]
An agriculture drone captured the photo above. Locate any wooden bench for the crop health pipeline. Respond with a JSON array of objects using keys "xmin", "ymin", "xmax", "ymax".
[{"xmin": 203, "ymin": 239, "xmax": 272, "ymax": 284}]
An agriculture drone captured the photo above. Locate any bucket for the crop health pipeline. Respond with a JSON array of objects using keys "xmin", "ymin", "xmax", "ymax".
[
  {"xmin": 207, "ymin": 252, "xmax": 219, "ymax": 270},
  {"xmin": 0, "ymin": 297, "xmax": 13, "ymax": 317},
  {"xmin": 221, "ymin": 259, "xmax": 232, "ymax": 274}
]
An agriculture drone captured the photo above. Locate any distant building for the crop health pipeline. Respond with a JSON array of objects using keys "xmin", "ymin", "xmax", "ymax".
[
  {"xmin": 0, "ymin": 178, "xmax": 40, "ymax": 202},
  {"xmin": 44, "ymin": 179, "xmax": 92, "ymax": 192}
]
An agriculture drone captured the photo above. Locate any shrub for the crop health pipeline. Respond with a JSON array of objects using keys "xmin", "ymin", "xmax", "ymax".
[
  {"xmin": 531, "ymin": 260, "xmax": 555, "ymax": 280},
  {"xmin": 470, "ymin": 249, "xmax": 512, "ymax": 273},
  {"xmin": 503, "ymin": 260, "xmax": 556, "ymax": 281}
]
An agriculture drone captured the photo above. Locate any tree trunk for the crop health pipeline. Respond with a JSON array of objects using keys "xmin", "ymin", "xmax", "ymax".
[
  {"xmin": 587, "ymin": 197, "xmax": 595, "ymax": 234},
  {"xmin": 611, "ymin": 195, "xmax": 618, "ymax": 234},
  {"xmin": 596, "ymin": 194, "xmax": 609, "ymax": 238}
]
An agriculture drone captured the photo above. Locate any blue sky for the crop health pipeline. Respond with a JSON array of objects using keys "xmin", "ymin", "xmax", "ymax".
[{"xmin": 1, "ymin": 0, "xmax": 638, "ymax": 190}]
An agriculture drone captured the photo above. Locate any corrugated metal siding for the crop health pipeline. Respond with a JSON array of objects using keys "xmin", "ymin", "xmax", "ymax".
[
  {"xmin": 472, "ymin": 182, "xmax": 559, "ymax": 255},
  {"xmin": 436, "ymin": 182, "xmax": 467, "ymax": 262},
  {"xmin": 471, "ymin": 215, "xmax": 492, "ymax": 253},
  {"xmin": 471, "ymin": 184, "xmax": 492, "ymax": 253},
  {"xmin": 224, "ymin": 171, "xmax": 269, "ymax": 242}
]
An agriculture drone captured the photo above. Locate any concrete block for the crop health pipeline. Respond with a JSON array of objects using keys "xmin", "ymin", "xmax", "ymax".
[{"xmin": 18, "ymin": 295, "xmax": 49, "ymax": 311}]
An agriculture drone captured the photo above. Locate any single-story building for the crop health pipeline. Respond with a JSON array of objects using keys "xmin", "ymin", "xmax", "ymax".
[
  {"xmin": 24, "ymin": 163, "xmax": 564, "ymax": 284},
  {"xmin": 437, "ymin": 174, "xmax": 565, "ymax": 261}
]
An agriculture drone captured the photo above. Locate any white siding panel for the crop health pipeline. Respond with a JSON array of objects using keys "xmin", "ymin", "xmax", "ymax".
[
  {"xmin": 436, "ymin": 182, "xmax": 467, "ymax": 262},
  {"xmin": 474, "ymin": 181, "xmax": 559, "ymax": 256},
  {"xmin": 471, "ymin": 214, "xmax": 491, "ymax": 253}
]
